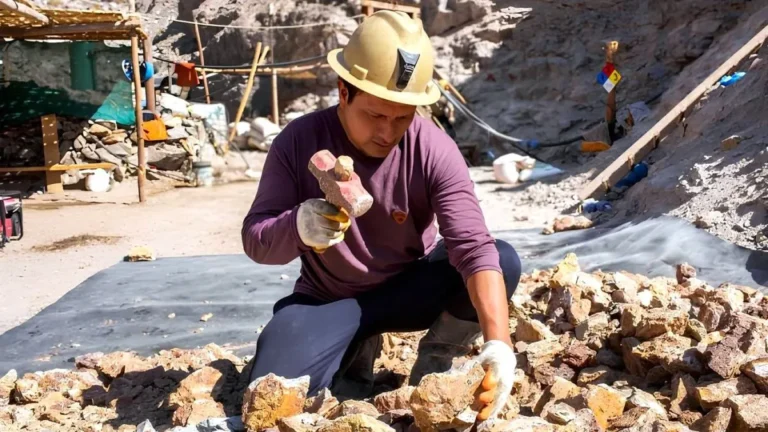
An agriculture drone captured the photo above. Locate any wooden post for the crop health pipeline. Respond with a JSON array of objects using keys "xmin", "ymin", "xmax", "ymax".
[
  {"xmin": 41, "ymin": 114, "xmax": 62, "ymax": 194},
  {"xmin": 142, "ymin": 37, "xmax": 156, "ymax": 112},
  {"xmin": 604, "ymin": 40, "xmax": 619, "ymax": 136},
  {"xmin": 131, "ymin": 34, "xmax": 146, "ymax": 203},
  {"xmin": 271, "ymin": 69, "xmax": 279, "ymax": 125},
  {"xmin": 0, "ymin": 0, "xmax": 49, "ymax": 24},
  {"xmin": 228, "ymin": 42, "xmax": 263, "ymax": 143},
  {"xmin": 128, "ymin": 0, "xmax": 135, "ymax": 13},
  {"xmin": 194, "ymin": 19, "xmax": 211, "ymax": 104}
]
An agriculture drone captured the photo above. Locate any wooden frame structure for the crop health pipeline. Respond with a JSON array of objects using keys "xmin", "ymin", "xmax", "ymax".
[
  {"xmin": 361, "ymin": 0, "xmax": 420, "ymax": 18},
  {"xmin": 0, "ymin": 1, "xmax": 151, "ymax": 202},
  {"xmin": 579, "ymin": 25, "xmax": 768, "ymax": 201}
]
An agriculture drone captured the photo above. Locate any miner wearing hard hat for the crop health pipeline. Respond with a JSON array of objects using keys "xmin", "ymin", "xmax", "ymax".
[{"xmin": 242, "ymin": 10, "xmax": 521, "ymax": 422}]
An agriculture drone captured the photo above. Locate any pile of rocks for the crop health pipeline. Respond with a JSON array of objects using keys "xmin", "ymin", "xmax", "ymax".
[{"xmin": 2, "ymin": 255, "xmax": 768, "ymax": 432}]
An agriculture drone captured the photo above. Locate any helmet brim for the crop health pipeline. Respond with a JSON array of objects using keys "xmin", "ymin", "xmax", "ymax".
[{"xmin": 327, "ymin": 49, "xmax": 441, "ymax": 107}]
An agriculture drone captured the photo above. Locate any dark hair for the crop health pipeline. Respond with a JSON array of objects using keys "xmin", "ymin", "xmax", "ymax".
[{"xmin": 340, "ymin": 78, "xmax": 360, "ymax": 104}]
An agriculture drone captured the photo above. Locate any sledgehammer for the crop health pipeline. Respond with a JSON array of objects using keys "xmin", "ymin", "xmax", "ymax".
[{"xmin": 308, "ymin": 150, "xmax": 373, "ymax": 253}]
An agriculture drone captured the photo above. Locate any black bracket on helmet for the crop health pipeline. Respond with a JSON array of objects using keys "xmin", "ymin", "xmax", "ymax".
[{"xmin": 396, "ymin": 48, "xmax": 420, "ymax": 90}]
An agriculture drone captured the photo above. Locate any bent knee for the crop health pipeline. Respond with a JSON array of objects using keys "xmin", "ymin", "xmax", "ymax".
[{"xmin": 494, "ymin": 239, "xmax": 522, "ymax": 295}]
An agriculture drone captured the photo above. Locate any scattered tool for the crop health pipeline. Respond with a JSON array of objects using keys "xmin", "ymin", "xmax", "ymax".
[
  {"xmin": 308, "ymin": 150, "xmax": 374, "ymax": 253},
  {"xmin": 0, "ymin": 191, "xmax": 23, "ymax": 248}
]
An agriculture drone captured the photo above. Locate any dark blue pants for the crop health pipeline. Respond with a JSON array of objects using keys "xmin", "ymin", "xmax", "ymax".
[{"xmin": 248, "ymin": 239, "xmax": 521, "ymax": 395}]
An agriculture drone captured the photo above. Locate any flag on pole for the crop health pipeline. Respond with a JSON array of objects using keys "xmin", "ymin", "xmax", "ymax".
[{"xmin": 596, "ymin": 63, "xmax": 621, "ymax": 92}]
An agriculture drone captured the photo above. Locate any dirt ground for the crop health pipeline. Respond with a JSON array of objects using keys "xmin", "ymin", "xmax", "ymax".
[{"xmin": 0, "ymin": 157, "xmax": 561, "ymax": 335}]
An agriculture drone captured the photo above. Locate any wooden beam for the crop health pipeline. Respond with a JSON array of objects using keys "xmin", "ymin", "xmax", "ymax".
[
  {"xmin": 228, "ymin": 42, "xmax": 263, "ymax": 143},
  {"xmin": 131, "ymin": 34, "xmax": 147, "ymax": 203},
  {"xmin": 579, "ymin": 25, "xmax": 768, "ymax": 201},
  {"xmin": 200, "ymin": 62, "xmax": 327, "ymax": 75},
  {"xmin": 0, "ymin": 0, "xmax": 48, "ymax": 25},
  {"xmin": 361, "ymin": 0, "xmax": 420, "ymax": 16},
  {"xmin": 193, "ymin": 19, "xmax": 211, "ymax": 104},
  {"xmin": 142, "ymin": 37, "xmax": 156, "ymax": 112},
  {"xmin": 0, "ymin": 163, "xmax": 116, "ymax": 173},
  {"xmin": 271, "ymin": 69, "xmax": 279, "ymax": 125},
  {"xmin": 1, "ymin": 17, "xmax": 140, "ymax": 39},
  {"xmin": 41, "ymin": 114, "xmax": 62, "ymax": 193}
]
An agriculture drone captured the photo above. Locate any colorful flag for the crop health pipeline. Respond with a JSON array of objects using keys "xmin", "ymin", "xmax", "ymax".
[{"xmin": 596, "ymin": 63, "xmax": 621, "ymax": 92}]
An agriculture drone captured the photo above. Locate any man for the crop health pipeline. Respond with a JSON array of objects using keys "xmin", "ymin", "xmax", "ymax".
[{"xmin": 242, "ymin": 10, "xmax": 521, "ymax": 422}]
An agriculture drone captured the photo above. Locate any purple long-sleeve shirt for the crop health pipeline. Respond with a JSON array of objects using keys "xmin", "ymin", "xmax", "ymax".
[{"xmin": 241, "ymin": 106, "xmax": 500, "ymax": 301}]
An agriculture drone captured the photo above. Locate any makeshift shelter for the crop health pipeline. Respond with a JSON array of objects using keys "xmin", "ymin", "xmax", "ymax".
[{"xmin": 0, "ymin": 0, "xmax": 152, "ymax": 202}]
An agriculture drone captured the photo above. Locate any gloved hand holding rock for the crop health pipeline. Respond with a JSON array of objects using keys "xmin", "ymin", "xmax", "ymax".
[
  {"xmin": 296, "ymin": 198, "xmax": 352, "ymax": 250},
  {"xmin": 475, "ymin": 340, "xmax": 517, "ymax": 423}
]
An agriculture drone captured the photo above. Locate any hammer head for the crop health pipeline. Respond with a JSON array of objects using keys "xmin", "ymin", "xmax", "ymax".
[{"xmin": 308, "ymin": 150, "xmax": 373, "ymax": 218}]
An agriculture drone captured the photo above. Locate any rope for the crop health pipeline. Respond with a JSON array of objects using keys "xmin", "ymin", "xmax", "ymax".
[
  {"xmin": 147, "ymin": 15, "xmax": 365, "ymax": 31},
  {"xmin": 153, "ymin": 53, "xmax": 327, "ymax": 70}
]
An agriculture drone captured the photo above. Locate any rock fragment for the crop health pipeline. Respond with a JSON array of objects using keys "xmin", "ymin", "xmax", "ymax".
[
  {"xmin": 690, "ymin": 406, "xmax": 732, "ymax": 432},
  {"xmin": 584, "ymin": 384, "xmax": 627, "ymax": 429},
  {"xmin": 552, "ymin": 215, "xmax": 593, "ymax": 233},
  {"xmin": 241, "ymin": 374, "xmax": 309, "ymax": 431},
  {"xmin": 516, "ymin": 317, "xmax": 556, "ymax": 343},
  {"xmin": 277, "ymin": 413, "xmax": 331, "ymax": 432},
  {"xmin": 722, "ymin": 394, "xmax": 768, "ymax": 431},
  {"xmin": 409, "ymin": 362, "xmax": 485, "ymax": 432},
  {"xmin": 304, "ymin": 388, "xmax": 339, "ymax": 417},
  {"xmin": 373, "ymin": 386, "xmax": 414, "ymax": 413},
  {"xmin": 526, "ymin": 340, "xmax": 564, "ymax": 369},
  {"xmin": 0, "ymin": 370, "xmax": 16, "ymax": 405},
  {"xmin": 326, "ymin": 400, "xmax": 380, "ymax": 420},
  {"xmin": 316, "ymin": 414, "xmax": 394, "ymax": 432},
  {"xmin": 562, "ymin": 342, "xmax": 597, "ymax": 369},
  {"xmin": 695, "ymin": 376, "xmax": 757, "ymax": 410},
  {"xmin": 172, "ymin": 399, "xmax": 225, "ymax": 427},
  {"xmin": 676, "ymin": 263, "xmax": 697, "ymax": 284},
  {"xmin": 743, "ymin": 358, "xmax": 768, "ymax": 393},
  {"xmin": 635, "ymin": 308, "xmax": 688, "ymax": 340}
]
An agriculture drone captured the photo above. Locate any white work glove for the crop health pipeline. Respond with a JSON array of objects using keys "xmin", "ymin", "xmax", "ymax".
[
  {"xmin": 475, "ymin": 340, "xmax": 517, "ymax": 424},
  {"xmin": 296, "ymin": 198, "xmax": 351, "ymax": 251}
]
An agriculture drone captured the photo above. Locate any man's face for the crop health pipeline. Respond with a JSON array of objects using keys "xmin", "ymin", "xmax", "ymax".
[{"xmin": 338, "ymin": 81, "xmax": 417, "ymax": 159}]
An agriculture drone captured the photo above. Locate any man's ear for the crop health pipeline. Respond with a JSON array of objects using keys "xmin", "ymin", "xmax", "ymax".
[{"xmin": 338, "ymin": 78, "xmax": 349, "ymax": 107}]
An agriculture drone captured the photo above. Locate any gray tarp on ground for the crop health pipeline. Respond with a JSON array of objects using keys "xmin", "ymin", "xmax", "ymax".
[{"xmin": 1, "ymin": 215, "xmax": 766, "ymax": 375}]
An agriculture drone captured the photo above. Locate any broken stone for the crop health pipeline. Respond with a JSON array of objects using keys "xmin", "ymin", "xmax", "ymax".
[
  {"xmin": 628, "ymin": 387, "xmax": 668, "ymax": 419},
  {"xmin": 568, "ymin": 298, "xmax": 593, "ymax": 326},
  {"xmin": 678, "ymin": 411, "xmax": 703, "ymax": 427},
  {"xmin": 596, "ymin": 348, "xmax": 624, "ymax": 369},
  {"xmin": 316, "ymin": 414, "xmax": 394, "ymax": 432},
  {"xmin": 526, "ymin": 340, "xmax": 564, "ymax": 368},
  {"xmin": 409, "ymin": 362, "xmax": 485, "ymax": 432},
  {"xmin": 722, "ymin": 394, "xmax": 768, "ymax": 431},
  {"xmin": 553, "ymin": 215, "xmax": 593, "ymax": 232},
  {"xmin": 168, "ymin": 365, "xmax": 231, "ymax": 408},
  {"xmin": 743, "ymin": 358, "xmax": 768, "ymax": 394},
  {"xmin": 478, "ymin": 416, "xmax": 556, "ymax": 432},
  {"xmin": 534, "ymin": 376, "xmax": 582, "ymax": 416},
  {"xmin": 670, "ymin": 374, "xmax": 699, "ymax": 415},
  {"xmin": 647, "ymin": 366, "xmax": 673, "ymax": 386},
  {"xmin": 173, "ymin": 399, "xmax": 225, "ymax": 427},
  {"xmin": 576, "ymin": 312, "xmax": 612, "ymax": 341},
  {"xmin": 103, "ymin": 132, "xmax": 128, "ymax": 145},
  {"xmin": 562, "ymin": 342, "xmax": 597, "ymax": 369},
  {"xmin": 305, "ymin": 388, "xmax": 340, "ymax": 417},
  {"xmin": 721, "ymin": 135, "xmax": 743, "ymax": 151},
  {"xmin": 0, "ymin": 370, "xmax": 16, "ymax": 405},
  {"xmin": 623, "ymin": 337, "xmax": 653, "ymax": 376},
  {"xmin": 636, "ymin": 308, "xmax": 689, "ymax": 340},
  {"xmin": 242, "ymin": 374, "xmax": 309, "ymax": 431},
  {"xmin": 377, "ymin": 409, "xmax": 414, "ymax": 426},
  {"xmin": 545, "ymin": 402, "xmax": 576, "ymax": 425},
  {"xmin": 37, "ymin": 392, "xmax": 81, "ymax": 424},
  {"xmin": 706, "ymin": 335, "xmax": 749, "ymax": 379},
  {"xmin": 685, "ymin": 319, "xmax": 708, "ymax": 342},
  {"xmin": 585, "ymin": 384, "xmax": 627, "ymax": 430},
  {"xmin": 533, "ymin": 361, "xmax": 576, "ymax": 386},
  {"xmin": 695, "ymin": 376, "xmax": 757, "ymax": 410},
  {"xmin": 699, "ymin": 303, "xmax": 726, "ymax": 333},
  {"xmin": 326, "ymin": 400, "xmax": 380, "ymax": 420},
  {"xmin": 278, "ymin": 413, "xmax": 331, "ymax": 432},
  {"xmin": 632, "ymin": 334, "xmax": 704, "ymax": 374},
  {"xmin": 136, "ymin": 420, "xmax": 157, "ymax": 432},
  {"xmin": 147, "ymin": 143, "xmax": 188, "ymax": 171},
  {"xmin": 550, "ymin": 253, "xmax": 581, "ymax": 289},
  {"xmin": 96, "ymin": 351, "xmax": 152, "ymax": 379},
  {"xmin": 576, "ymin": 366, "xmax": 622, "ymax": 387},
  {"xmin": 676, "ymin": 263, "xmax": 697, "ymax": 284},
  {"xmin": 609, "ymin": 407, "xmax": 658, "ymax": 430},
  {"xmin": 81, "ymin": 405, "xmax": 118, "ymax": 423},
  {"xmin": 516, "ymin": 317, "xmax": 556, "ymax": 343},
  {"xmin": 89, "ymin": 123, "xmax": 112, "ymax": 137},
  {"xmin": 690, "ymin": 406, "xmax": 732, "ymax": 432},
  {"xmin": 373, "ymin": 386, "xmax": 413, "ymax": 412}
]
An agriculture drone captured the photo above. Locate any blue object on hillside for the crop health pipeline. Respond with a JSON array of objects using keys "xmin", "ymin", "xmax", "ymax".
[
  {"xmin": 719, "ymin": 71, "xmax": 746, "ymax": 87},
  {"xmin": 122, "ymin": 59, "xmax": 155, "ymax": 83},
  {"xmin": 582, "ymin": 199, "xmax": 613, "ymax": 214},
  {"xmin": 614, "ymin": 162, "xmax": 649, "ymax": 189}
]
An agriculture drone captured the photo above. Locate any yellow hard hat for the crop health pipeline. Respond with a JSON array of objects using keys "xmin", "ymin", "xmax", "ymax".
[{"xmin": 327, "ymin": 10, "xmax": 441, "ymax": 106}]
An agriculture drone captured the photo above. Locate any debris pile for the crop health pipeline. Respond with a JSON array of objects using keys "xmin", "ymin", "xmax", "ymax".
[{"xmin": 2, "ymin": 254, "xmax": 768, "ymax": 431}]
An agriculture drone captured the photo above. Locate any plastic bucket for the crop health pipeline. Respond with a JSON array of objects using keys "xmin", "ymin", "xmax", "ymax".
[{"xmin": 193, "ymin": 161, "xmax": 214, "ymax": 187}]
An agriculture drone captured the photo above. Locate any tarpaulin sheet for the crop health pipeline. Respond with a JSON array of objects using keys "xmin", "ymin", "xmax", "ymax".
[{"xmin": 1, "ymin": 215, "xmax": 765, "ymax": 375}]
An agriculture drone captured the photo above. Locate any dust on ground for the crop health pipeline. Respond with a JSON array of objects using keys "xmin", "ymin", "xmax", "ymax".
[{"xmin": 30, "ymin": 234, "xmax": 123, "ymax": 253}]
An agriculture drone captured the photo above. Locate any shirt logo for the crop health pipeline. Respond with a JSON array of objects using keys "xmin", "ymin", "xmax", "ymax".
[{"xmin": 392, "ymin": 209, "xmax": 408, "ymax": 224}]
